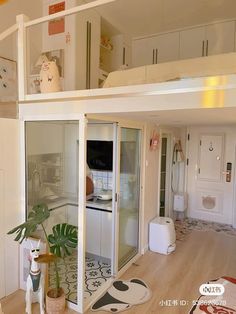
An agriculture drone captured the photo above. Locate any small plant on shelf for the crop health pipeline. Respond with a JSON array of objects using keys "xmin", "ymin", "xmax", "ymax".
[{"xmin": 7, "ymin": 203, "xmax": 78, "ymax": 314}]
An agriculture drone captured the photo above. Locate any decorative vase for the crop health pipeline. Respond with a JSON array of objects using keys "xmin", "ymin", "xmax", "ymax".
[{"xmin": 46, "ymin": 288, "xmax": 65, "ymax": 314}]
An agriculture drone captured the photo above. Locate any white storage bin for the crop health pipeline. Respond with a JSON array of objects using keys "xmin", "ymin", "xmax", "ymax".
[{"xmin": 149, "ymin": 217, "xmax": 176, "ymax": 255}]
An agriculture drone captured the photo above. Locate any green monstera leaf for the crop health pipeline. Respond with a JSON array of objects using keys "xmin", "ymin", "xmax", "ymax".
[
  {"xmin": 48, "ymin": 223, "xmax": 78, "ymax": 258},
  {"xmin": 7, "ymin": 203, "xmax": 50, "ymax": 243}
]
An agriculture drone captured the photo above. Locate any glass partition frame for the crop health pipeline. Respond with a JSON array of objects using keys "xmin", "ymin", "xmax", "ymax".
[{"xmin": 20, "ymin": 113, "xmax": 87, "ymax": 313}]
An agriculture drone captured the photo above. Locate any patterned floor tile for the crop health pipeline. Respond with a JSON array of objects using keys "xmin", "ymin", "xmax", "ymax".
[{"xmin": 49, "ymin": 254, "xmax": 111, "ymax": 304}]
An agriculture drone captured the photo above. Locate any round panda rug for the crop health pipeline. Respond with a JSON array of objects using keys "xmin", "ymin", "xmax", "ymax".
[{"xmin": 91, "ymin": 278, "xmax": 152, "ymax": 313}]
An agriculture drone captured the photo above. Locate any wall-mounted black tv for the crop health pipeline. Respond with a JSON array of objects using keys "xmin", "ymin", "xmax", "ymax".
[{"xmin": 87, "ymin": 140, "xmax": 113, "ymax": 171}]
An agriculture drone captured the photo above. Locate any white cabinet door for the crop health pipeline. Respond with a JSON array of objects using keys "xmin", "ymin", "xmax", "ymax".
[
  {"xmin": 75, "ymin": 9, "xmax": 101, "ymax": 90},
  {"xmin": 123, "ymin": 44, "xmax": 131, "ymax": 68},
  {"xmin": 180, "ymin": 26, "xmax": 205, "ymax": 59},
  {"xmin": 155, "ymin": 32, "xmax": 179, "ymax": 63},
  {"xmin": 132, "ymin": 37, "xmax": 155, "ymax": 67},
  {"xmin": 133, "ymin": 32, "xmax": 179, "ymax": 66},
  {"xmin": 86, "ymin": 208, "xmax": 101, "ymax": 256},
  {"xmin": 101, "ymin": 211, "xmax": 112, "ymax": 259},
  {"xmin": 206, "ymin": 21, "xmax": 235, "ymax": 56}
]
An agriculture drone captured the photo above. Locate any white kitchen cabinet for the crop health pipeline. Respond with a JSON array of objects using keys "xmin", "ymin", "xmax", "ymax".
[
  {"xmin": 180, "ymin": 21, "xmax": 235, "ymax": 59},
  {"xmin": 86, "ymin": 208, "xmax": 101, "ymax": 256},
  {"xmin": 86, "ymin": 207, "xmax": 112, "ymax": 259},
  {"xmin": 179, "ymin": 26, "xmax": 206, "ymax": 59},
  {"xmin": 132, "ymin": 31, "xmax": 179, "ymax": 67},
  {"xmin": 101, "ymin": 211, "xmax": 112, "ymax": 259}
]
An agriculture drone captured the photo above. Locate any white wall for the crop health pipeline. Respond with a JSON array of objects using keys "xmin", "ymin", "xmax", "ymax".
[
  {"xmin": 142, "ymin": 122, "xmax": 160, "ymax": 251},
  {"xmin": 0, "ymin": 119, "xmax": 20, "ymax": 296},
  {"xmin": 0, "ymin": 0, "xmax": 43, "ymax": 61}
]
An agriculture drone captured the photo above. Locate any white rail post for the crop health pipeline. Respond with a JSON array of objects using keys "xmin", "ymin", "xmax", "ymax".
[{"xmin": 16, "ymin": 14, "xmax": 29, "ymax": 101}]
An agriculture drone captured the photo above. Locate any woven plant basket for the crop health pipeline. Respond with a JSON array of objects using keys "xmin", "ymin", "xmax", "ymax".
[{"xmin": 46, "ymin": 288, "xmax": 65, "ymax": 314}]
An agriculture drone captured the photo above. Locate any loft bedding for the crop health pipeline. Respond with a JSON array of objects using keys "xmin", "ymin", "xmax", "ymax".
[{"xmin": 103, "ymin": 53, "xmax": 236, "ymax": 88}]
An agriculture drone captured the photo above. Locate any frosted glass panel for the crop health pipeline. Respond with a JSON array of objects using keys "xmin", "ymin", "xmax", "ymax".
[{"xmin": 118, "ymin": 128, "xmax": 140, "ymax": 270}]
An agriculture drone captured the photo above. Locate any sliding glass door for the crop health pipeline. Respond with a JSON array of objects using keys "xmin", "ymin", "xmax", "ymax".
[{"xmin": 118, "ymin": 127, "xmax": 141, "ymax": 270}]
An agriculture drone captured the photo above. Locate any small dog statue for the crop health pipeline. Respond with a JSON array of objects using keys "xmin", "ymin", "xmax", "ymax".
[{"xmin": 25, "ymin": 240, "xmax": 44, "ymax": 314}]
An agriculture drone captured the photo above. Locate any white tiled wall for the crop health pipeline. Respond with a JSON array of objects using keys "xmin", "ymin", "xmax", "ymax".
[
  {"xmin": 91, "ymin": 170, "xmax": 113, "ymax": 194},
  {"xmin": 91, "ymin": 170, "xmax": 137, "ymax": 203}
]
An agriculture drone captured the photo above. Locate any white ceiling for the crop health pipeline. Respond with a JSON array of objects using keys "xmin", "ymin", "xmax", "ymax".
[
  {"xmin": 91, "ymin": 0, "xmax": 236, "ymax": 37},
  {"xmin": 102, "ymin": 107, "xmax": 236, "ymax": 126}
]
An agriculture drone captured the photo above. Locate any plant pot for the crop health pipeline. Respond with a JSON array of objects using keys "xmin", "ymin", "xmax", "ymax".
[{"xmin": 46, "ymin": 288, "xmax": 65, "ymax": 314}]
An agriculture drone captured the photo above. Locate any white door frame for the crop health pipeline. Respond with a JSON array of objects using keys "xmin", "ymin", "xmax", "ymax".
[
  {"xmin": 157, "ymin": 132, "xmax": 173, "ymax": 218},
  {"xmin": 233, "ymin": 145, "xmax": 236, "ymax": 228},
  {"xmin": 20, "ymin": 114, "xmax": 86, "ymax": 313},
  {"xmin": 115, "ymin": 122, "xmax": 144, "ymax": 275}
]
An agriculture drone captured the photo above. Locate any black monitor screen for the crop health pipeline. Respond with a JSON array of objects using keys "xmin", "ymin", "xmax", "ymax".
[{"xmin": 87, "ymin": 140, "xmax": 113, "ymax": 171}]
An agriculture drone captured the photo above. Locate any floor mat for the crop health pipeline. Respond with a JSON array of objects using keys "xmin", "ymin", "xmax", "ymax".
[
  {"xmin": 91, "ymin": 278, "xmax": 152, "ymax": 313},
  {"xmin": 189, "ymin": 277, "xmax": 236, "ymax": 314},
  {"xmin": 49, "ymin": 254, "xmax": 111, "ymax": 304},
  {"xmin": 175, "ymin": 218, "xmax": 236, "ymax": 241}
]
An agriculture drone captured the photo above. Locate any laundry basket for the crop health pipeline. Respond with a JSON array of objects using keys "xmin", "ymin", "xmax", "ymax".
[{"xmin": 149, "ymin": 217, "xmax": 176, "ymax": 255}]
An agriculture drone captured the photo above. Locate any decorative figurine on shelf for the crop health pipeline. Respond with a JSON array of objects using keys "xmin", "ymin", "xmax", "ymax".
[
  {"xmin": 25, "ymin": 240, "xmax": 45, "ymax": 314},
  {"xmin": 40, "ymin": 60, "xmax": 61, "ymax": 93}
]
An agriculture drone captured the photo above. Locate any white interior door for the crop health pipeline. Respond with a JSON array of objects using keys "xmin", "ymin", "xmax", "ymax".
[
  {"xmin": 187, "ymin": 126, "xmax": 235, "ymax": 224},
  {"xmin": 0, "ymin": 170, "xmax": 5, "ymax": 299}
]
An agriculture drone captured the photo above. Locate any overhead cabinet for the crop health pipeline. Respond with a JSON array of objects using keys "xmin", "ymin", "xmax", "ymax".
[
  {"xmin": 132, "ymin": 20, "xmax": 236, "ymax": 67},
  {"xmin": 179, "ymin": 21, "xmax": 235, "ymax": 59},
  {"xmin": 75, "ymin": 9, "xmax": 101, "ymax": 90},
  {"xmin": 132, "ymin": 32, "xmax": 179, "ymax": 67}
]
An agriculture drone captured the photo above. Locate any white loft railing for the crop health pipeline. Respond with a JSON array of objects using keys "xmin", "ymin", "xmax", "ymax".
[
  {"xmin": 0, "ymin": 24, "xmax": 18, "ymax": 42},
  {"xmin": 25, "ymin": 0, "xmax": 117, "ymax": 27},
  {"xmin": 0, "ymin": 0, "xmax": 118, "ymax": 102}
]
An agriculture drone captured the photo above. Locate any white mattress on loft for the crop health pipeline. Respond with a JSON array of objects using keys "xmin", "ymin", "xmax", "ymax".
[{"xmin": 103, "ymin": 53, "xmax": 236, "ymax": 88}]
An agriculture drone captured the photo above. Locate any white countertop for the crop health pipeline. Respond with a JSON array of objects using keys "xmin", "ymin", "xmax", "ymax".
[{"xmin": 45, "ymin": 196, "xmax": 112, "ymax": 212}]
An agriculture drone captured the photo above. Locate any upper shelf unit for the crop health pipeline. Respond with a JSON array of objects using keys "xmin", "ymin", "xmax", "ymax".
[{"xmin": 132, "ymin": 20, "xmax": 236, "ymax": 67}]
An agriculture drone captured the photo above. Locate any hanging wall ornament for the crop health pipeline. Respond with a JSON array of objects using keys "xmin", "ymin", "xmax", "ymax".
[
  {"xmin": 209, "ymin": 141, "xmax": 214, "ymax": 151},
  {"xmin": 150, "ymin": 130, "xmax": 159, "ymax": 151}
]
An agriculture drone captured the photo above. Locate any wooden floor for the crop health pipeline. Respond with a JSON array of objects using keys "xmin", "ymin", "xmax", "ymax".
[{"xmin": 1, "ymin": 230, "xmax": 236, "ymax": 314}]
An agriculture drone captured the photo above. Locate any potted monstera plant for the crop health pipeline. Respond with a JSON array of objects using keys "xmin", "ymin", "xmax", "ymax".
[{"xmin": 8, "ymin": 203, "xmax": 78, "ymax": 314}]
